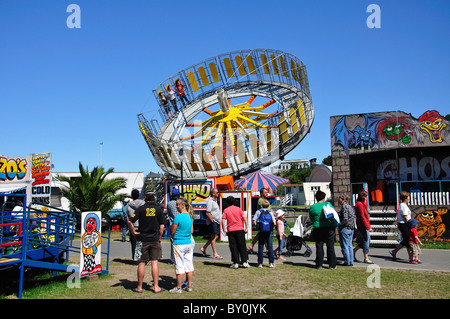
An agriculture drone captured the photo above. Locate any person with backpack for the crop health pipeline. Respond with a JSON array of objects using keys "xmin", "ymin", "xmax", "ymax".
[
  {"xmin": 253, "ymin": 199, "xmax": 276, "ymax": 268},
  {"xmin": 308, "ymin": 190, "xmax": 337, "ymax": 270}
]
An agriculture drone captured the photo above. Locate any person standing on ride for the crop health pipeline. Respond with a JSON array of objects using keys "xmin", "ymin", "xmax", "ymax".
[
  {"xmin": 158, "ymin": 90, "xmax": 173, "ymax": 118},
  {"xmin": 166, "ymin": 85, "xmax": 179, "ymax": 114},
  {"xmin": 353, "ymin": 190, "xmax": 374, "ymax": 264},
  {"xmin": 169, "ymin": 197, "xmax": 195, "ymax": 294},
  {"xmin": 175, "ymin": 79, "xmax": 189, "ymax": 106}
]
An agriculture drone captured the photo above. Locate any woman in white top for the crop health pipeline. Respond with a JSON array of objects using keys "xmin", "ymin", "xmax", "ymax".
[{"xmin": 389, "ymin": 191, "xmax": 412, "ymax": 261}]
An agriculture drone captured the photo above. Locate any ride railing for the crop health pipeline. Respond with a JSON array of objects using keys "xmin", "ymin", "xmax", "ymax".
[
  {"xmin": 151, "ymin": 48, "xmax": 312, "ymax": 126},
  {"xmin": 25, "ymin": 205, "xmax": 77, "ymax": 260},
  {"xmin": 1, "ymin": 197, "xmax": 26, "ymax": 259}
]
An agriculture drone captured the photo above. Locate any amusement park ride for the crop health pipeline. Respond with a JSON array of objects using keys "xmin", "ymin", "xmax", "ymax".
[
  {"xmin": 138, "ymin": 49, "xmax": 314, "ymax": 180},
  {"xmin": 138, "ymin": 48, "xmax": 315, "ymax": 235}
]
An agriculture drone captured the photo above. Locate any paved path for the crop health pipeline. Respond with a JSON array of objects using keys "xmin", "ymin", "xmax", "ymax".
[{"xmin": 108, "ymin": 239, "xmax": 450, "ymax": 272}]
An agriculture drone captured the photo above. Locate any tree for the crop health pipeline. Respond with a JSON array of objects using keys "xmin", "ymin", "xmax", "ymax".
[
  {"xmin": 322, "ymin": 155, "xmax": 332, "ymax": 166},
  {"xmin": 56, "ymin": 162, "xmax": 127, "ymax": 216},
  {"xmin": 282, "ymin": 163, "xmax": 317, "ymax": 184}
]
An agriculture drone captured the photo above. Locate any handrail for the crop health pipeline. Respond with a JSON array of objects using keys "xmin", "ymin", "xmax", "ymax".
[{"xmin": 152, "ymin": 48, "xmax": 311, "ymax": 127}]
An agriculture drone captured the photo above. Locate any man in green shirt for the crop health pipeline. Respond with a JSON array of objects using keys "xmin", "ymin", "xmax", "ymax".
[{"xmin": 308, "ymin": 190, "xmax": 337, "ymax": 270}]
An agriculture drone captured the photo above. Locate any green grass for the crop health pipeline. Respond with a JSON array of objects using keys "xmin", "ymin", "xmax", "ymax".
[
  {"xmin": 3, "ymin": 260, "xmax": 449, "ymax": 299},
  {"xmin": 2, "ymin": 229, "xmax": 447, "ymax": 299}
]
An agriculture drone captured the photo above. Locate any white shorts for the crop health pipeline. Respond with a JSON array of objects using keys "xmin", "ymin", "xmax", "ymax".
[{"xmin": 173, "ymin": 243, "xmax": 194, "ymax": 275}]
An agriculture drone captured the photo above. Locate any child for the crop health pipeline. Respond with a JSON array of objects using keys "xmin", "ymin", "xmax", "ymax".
[
  {"xmin": 274, "ymin": 210, "xmax": 287, "ymax": 260},
  {"xmin": 407, "ymin": 219, "xmax": 423, "ymax": 264}
]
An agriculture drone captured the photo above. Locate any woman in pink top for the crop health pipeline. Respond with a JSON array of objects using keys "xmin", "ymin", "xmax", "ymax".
[{"xmin": 221, "ymin": 196, "xmax": 249, "ymax": 269}]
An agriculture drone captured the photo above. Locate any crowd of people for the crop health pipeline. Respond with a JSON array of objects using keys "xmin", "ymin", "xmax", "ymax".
[{"xmin": 120, "ymin": 187, "xmax": 423, "ymax": 294}]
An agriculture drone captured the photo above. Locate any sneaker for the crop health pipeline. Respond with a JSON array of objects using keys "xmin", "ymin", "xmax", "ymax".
[
  {"xmin": 409, "ymin": 260, "xmax": 417, "ymax": 264},
  {"xmin": 257, "ymin": 264, "xmax": 263, "ymax": 268},
  {"xmin": 269, "ymin": 263, "xmax": 275, "ymax": 268},
  {"xmin": 181, "ymin": 281, "xmax": 193, "ymax": 288},
  {"xmin": 169, "ymin": 287, "xmax": 182, "ymax": 294},
  {"xmin": 389, "ymin": 250, "xmax": 397, "ymax": 261},
  {"xmin": 183, "ymin": 286, "xmax": 193, "ymax": 292},
  {"xmin": 229, "ymin": 263, "xmax": 239, "ymax": 269},
  {"xmin": 415, "ymin": 259, "xmax": 422, "ymax": 264},
  {"xmin": 242, "ymin": 262, "xmax": 250, "ymax": 268}
]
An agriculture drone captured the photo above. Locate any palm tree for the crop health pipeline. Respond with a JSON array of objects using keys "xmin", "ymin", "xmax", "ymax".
[{"xmin": 56, "ymin": 162, "xmax": 127, "ymax": 216}]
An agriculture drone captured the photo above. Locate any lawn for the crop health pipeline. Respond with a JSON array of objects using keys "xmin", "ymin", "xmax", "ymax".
[{"xmin": 2, "ymin": 255, "xmax": 449, "ymax": 300}]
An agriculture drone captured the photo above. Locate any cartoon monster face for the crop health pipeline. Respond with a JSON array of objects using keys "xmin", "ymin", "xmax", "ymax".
[
  {"xmin": 86, "ymin": 217, "xmax": 97, "ymax": 234},
  {"xmin": 418, "ymin": 111, "xmax": 447, "ymax": 143},
  {"xmin": 416, "ymin": 211, "xmax": 439, "ymax": 226},
  {"xmin": 383, "ymin": 122, "xmax": 404, "ymax": 141}
]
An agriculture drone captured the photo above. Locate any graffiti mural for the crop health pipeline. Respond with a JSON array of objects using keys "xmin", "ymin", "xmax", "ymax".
[
  {"xmin": 415, "ymin": 207, "xmax": 449, "ymax": 242},
  {"xmin": 330, "ymin": 110, "xmax": 450, "ymax": 155},
  {"xmin": 418, "ymin": 110, "xmax": 447, "ymax": 143},
  {"xmin": 331, "ymin": 114, "xmax": 382, "ymax": 154}
]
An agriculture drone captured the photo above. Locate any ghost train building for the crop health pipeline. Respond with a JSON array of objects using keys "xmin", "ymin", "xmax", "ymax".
[{"xmin": 330, "ymin": 110, "xmax": 450, "ymax": 245}]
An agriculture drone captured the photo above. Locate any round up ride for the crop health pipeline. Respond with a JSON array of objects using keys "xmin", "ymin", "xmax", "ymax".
[{"xmin": 138, "ymin": 49, "xmax": 314, "ymax": 178}]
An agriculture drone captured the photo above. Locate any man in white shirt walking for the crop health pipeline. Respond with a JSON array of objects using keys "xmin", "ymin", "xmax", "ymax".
[{"xmin": 200, "ymin": 188, "xmax": 223, "ymax": 259}]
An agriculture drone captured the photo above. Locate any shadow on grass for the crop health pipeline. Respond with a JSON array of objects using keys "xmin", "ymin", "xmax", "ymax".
[{"xmin": 111, "ymin": 275, "xmax": 176, "ymax": 292}]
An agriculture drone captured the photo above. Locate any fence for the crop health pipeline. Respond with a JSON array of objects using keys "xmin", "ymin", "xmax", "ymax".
[{"xmin": 409, "ymin": 191, "xmax": 450, "ymax": 206}]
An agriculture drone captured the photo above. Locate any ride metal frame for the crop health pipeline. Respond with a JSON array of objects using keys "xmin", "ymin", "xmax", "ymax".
[{"xmin": 138, "ymin": 49, "xmax": 314, "ymax": 179}]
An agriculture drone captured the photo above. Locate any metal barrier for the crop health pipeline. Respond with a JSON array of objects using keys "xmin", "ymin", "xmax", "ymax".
[{"xmin": 0, "ymin": 194, "xmax": 111, "ymax": 298}]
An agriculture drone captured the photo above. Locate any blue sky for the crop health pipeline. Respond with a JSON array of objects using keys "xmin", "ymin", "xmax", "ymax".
[{"xmin": 1, "ymin": 0, "xmax": 449, "ymax": 175}]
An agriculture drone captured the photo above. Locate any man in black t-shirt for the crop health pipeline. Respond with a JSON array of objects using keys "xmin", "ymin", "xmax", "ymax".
[{"xmin": 128, "ymin": 192, "xmax": 165, "ymax": 293}]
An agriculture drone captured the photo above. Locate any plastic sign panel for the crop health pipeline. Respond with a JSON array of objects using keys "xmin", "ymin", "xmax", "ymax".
[
  {"xmin": 0, "ymin": 152, "xmax": 52, "ymax": 207},
  {"xmin": 80, "ymin": 211, "xmax": 102, "ymax": 277},
  {"xmin": 27, "ymin": 153, "xmax": 52, "ymax": 206}
]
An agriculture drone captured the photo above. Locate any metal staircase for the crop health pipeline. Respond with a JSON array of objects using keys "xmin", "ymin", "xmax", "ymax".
[{"xmin": 369, "ymin": 206, "xmax": 399, "ymax": 245}]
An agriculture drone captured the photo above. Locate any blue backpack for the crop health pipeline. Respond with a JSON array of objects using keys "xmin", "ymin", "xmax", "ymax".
[{"xmin": 258, "ymin": 209, "xmax": 274, "ymax": 232}]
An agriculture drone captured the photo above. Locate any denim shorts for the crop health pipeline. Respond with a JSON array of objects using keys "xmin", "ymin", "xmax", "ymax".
[
  {"xmin": 208, "ymin": 221, "xmax": 220, "ymax": 235},
  {"xmin": 356, "ymin": 229, "xmax": 370, "ymax": 253}
]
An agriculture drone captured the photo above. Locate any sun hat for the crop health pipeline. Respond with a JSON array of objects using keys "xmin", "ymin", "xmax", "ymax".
[
  {"xmin": 407, "ymin": 218, "xmax": 419, "ymax": 229},
  {"xmin": 276, "ymin": 209, "xmax": 286, "ymax": 218}
]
